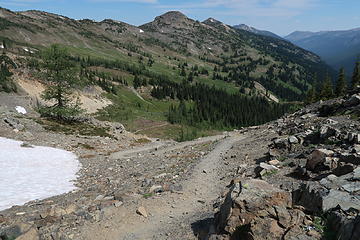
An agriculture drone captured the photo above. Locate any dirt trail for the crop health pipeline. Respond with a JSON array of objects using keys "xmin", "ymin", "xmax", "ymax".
[
  {"xmin": 80, "ymin": 133, "xmax": 245, "ymax": 240},
  {"xmin": 109, "ymin": 134, "xmax": 226, "ymax": 160}
]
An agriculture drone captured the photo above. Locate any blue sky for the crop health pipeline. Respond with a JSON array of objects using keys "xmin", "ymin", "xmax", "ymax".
[{"xmin": 1, "ymin": 0, "xmax": 359, "ymax": 36}]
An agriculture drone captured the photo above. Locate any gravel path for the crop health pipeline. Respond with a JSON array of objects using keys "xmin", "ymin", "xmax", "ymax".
[{"xmin": 79, "ymin": 133, "xmax": 245, "ymax": 240}]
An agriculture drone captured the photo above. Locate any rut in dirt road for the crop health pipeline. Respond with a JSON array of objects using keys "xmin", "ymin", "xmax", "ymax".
[{"xmin": 79, "ymin": 133, "xmax": 245, "ymax": 240}]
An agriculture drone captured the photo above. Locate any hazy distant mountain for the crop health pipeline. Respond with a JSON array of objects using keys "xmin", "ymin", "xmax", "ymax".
[
  {"xmin": 233, "ymin": 24, "xmax": 282, "ymax": 39},
  {"xmin": 285, "ymin": 28, "xmax": 360, "ymax": 74}
]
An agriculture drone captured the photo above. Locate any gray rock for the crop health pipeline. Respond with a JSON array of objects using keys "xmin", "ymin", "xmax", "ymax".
[
  {"xmin": 114, "ymin": 201, "xmax": 123, "ymax": 208},
  {"xmin": 136, "ymin": 206, "xmax": 148, "ymax": 218},
  {"xmin": 333, "ymin": 164, "xmax": 355, "ymax": 176},
  {"xmin": 354, "ymin": 167, "xmax": 360, "ymax": 180},
  {"xmin": 293, "ymin": 181, "xmax": 360, "ymax": 213},
  {"xmin": 288, "ymin": 136, "xmax": 299, "ymax": 144},
  {"xmin": 339, "ymin": 153, "xmax": 360, "ymax": 165},
  {"xmin": 306, "ymin": 149, "xmax": 334, "ymax": 171},
  {"xmin": 260, "ymin": 162, "xmax": 279, "ymax": 171},
  {"xmin": 300, "ymin": 113, "xmax": 317, "ymax": 119},
  {"xmin": 320, "ymin": 125, "xmax": 337, "ymax": 139},
  {"xmin": 328, "ymin": 211, "xmax": 360, "ymax": 240},
  {"xmin": 348, "ymin": 132, "xmax": 360, "ymax": 144},
  {"xmin": 341, "ymin": 182, "xmax": 360, "ymax": 193},
  {"xmin": 269, "ymin": 148, "xmax": 280, "ymax": 158},
  {"xmin": 344, "ymin": 94, "xmax": 360, "ymax": 107},
  {"xmin": 323, "ymin": 189, "xmax": 360, "ymax": 211},
  {"xmin": 212, "ymin": 179, "xmax": 294, "ymax": 240},
  {"xmin": 94, "ymin": 195, "xmax": 105, "ymax": 201},
  {"xmin": 149, "ymin": 185, "xmax": 163, "ymax": 193},
  {"xmin": 292, "ymin": 182, "xmax": 329, "ymax": 213},
  {"xmin": 3, "ymin": 117, "xmax": 25, "ymax": 131},
  {"xmin": 274, "ymin": 138, "xmax": 288, "ymax": 149}
]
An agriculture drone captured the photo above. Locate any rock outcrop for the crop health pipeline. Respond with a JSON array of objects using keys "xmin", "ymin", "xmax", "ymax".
[{"xmin": 209, "ymin": 93, "xmax": 360, "ymax": 240}]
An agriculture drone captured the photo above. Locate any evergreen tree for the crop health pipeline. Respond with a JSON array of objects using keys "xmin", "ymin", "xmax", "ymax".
[
  {"xmin": 0, "ymin": 53, "xmax": 16, "ymax": 93},
  {"xmin": 180, "ymin": 66, "xmax": 186, "ymax": 77},
  {"xmin": 319, "ymin": 74, "xmax": 334, "ymax": 100},
  {"xmin": 187, "ymin": 72, "xmax": 194, "ymax": 82},
  {"xmin": 133, "ymin": 75, "xmax": 141, "ymax": 89},
  {"xmin": 335, "ymin": 67, "xmax": 347, "ymax": 97},
  {"xmin": 39, "ymin": 44, "xmax": 83, "ymax": 121},
  {"xmin": 351, "ymin": 61, "xmax": 360, "ymax": 89},
  {"xmin": 305, "ymin": 86, "xmax": 316, "ymax": 104}
]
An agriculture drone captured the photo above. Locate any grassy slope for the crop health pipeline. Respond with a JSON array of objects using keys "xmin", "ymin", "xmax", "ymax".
[{"xmin": 0, "ymin": 8, "xmax": 332, "ymax": 140}]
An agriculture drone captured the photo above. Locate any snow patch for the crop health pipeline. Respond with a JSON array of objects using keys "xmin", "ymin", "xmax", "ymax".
[
  {"xmin": 139, "ymin": 29, "xmax": 144, "ymax": 33},
  {"xmin": 0, "ymin": 137, "xmax": 80, "ymax": 211},
  {"xmin": 15, "ymin": 106, "xmax": 27, "ymax": 115}
]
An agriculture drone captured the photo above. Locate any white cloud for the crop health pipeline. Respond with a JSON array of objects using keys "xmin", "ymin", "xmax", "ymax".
[
  {"xmin": 2, "ymin": 0, "xmax": 158, "ymax": 4},
  {"xmin": 90, "ymin": 0, "xmax": 157, "ymax": 3}
]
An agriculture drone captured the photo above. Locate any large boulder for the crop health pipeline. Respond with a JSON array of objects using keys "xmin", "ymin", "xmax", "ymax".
[
  {"xmin": 339, "ymin": 153, "xmax": 360, "ymax": 165},
  {"xmin": 344, "ymin": 94, "xmax": 360, "ymax": 107},
  {"xmin": 328, "ymin": 211, "xmax": 360, "ymax": 240},
  {"xmin": 348, "ymin": 132, "xmax": 360, "ymax": 144},
  {"xmin": 306, "ymin": 149, "xmax": 335, "ymax": 171},
  {"xmin": 293, "ymin": 169, "xmax": 360, "ymax": 213},
  {"xmin": 319, "ymin": 125, "xmax": 338, "ymax": 139},
  {"xmin": 211, "ymin": 179, "xmax": 313, "ymax": 240}
]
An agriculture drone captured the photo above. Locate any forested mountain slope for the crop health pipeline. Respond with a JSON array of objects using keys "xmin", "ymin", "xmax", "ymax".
[
  {"xmin": 0, "ymin": 7, "xmax": 334, "ymax": 139},
  {"xmin": 0, "ymin": 8, "xmax": 333, "ymax": 101}
]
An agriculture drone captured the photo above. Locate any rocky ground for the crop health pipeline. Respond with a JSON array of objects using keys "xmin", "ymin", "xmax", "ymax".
[{"xmin": 0, "ymin": 92, "xmax": 360, "ymax": 240}]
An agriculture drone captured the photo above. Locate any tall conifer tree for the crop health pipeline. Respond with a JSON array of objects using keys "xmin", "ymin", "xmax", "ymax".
[
  {"xmin": 335, "ymin": 67, "xmax": 347, "ymax": 97},
  {"xmin": 320, "ymin": 74, "xmax": 334, "ymax": 100},
  {"xmin": 351, "ymin": 61, "xmax": 360, "ymax": 89}
]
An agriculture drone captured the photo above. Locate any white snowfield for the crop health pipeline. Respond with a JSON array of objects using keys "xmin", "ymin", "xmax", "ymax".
[{"xmin": 0, "ymin": 137, "xmax": 80, "ymax": 211}]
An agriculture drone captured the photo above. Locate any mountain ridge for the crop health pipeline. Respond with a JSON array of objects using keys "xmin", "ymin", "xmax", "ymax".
[
  {"xmin": 233, "ymin": 23, "xmax": 282, "ymax": 39},
  {"xmin": 285, "ymin": 27, "xmax": 360, "ymax": 73},
  {"xmin": 0, "ymin": 7, "xmax": 333, "ymax": 103}
]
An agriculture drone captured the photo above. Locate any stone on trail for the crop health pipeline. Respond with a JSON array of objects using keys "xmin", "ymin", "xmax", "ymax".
[
  {"xmin": 260, "ymin": 162, "xmax": 279, "ymax": 170},
  {"xmin": 149, "ymin": 185, "xmax": 163, "ymax": 193},
  {"xmin": 136, "ymin": 206, "xmax": 148, "ymax": 218},
  {"xmin": 269, "ymin": 160, "xmax": 280, "ymax": 166}
]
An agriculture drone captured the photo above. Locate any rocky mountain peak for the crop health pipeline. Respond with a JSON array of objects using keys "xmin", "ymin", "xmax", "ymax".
[
  {"xmin": 154, "ymin": 11, "xmax": 188, "ymax": 23},
  {"xmin": 203, "ymin": 17, "xmax": 222, "ymax": 25},
  {"xmin": 234, "ymin": 23, "xmax": 254, "ymax": 31}
]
